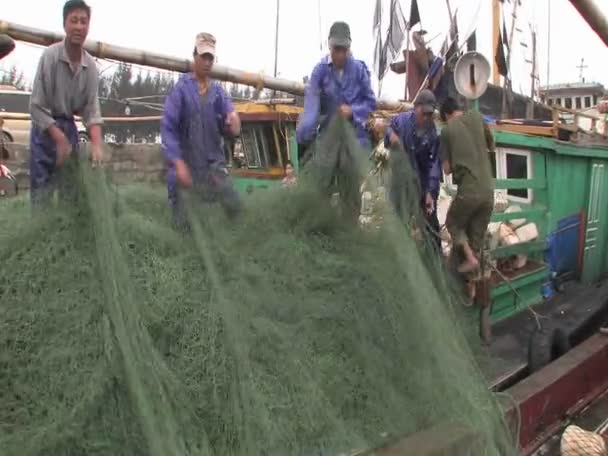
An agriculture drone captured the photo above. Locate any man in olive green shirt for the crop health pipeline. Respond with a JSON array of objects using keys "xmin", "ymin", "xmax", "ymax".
[{"xmin": 439, "ymin": 97, "xmax": 495, "ymax": 274}]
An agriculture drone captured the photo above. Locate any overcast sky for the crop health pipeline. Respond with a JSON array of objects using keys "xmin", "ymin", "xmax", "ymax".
[{"xmin": 1, "ymin": 0, "xmax": 607, "ymax": 101}]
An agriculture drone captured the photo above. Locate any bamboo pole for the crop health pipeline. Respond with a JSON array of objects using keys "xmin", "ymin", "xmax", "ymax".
[
  {"xmin": 492, "ymin": 0, "xmax": 501, "ymax": 86},
  {"xmin": 0, "ymin": 20, "xmax": 412, "ymax": 112},
  {"xmin": 568, "ymin": 0, "xmax": 608, "ymax": 47}
]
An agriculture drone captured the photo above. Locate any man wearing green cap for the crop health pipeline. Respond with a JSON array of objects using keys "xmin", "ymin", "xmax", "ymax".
[{"xmin": 297, "ymin": 21, "xmax": 376, "ymax": 150}]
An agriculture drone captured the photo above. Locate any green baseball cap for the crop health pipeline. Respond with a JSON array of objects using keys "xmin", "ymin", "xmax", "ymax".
[{"xmin": 328, "ymin": 21, "xmax": 351, "ymax": 48}]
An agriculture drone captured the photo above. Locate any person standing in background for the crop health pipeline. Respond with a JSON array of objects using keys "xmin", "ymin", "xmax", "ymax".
[
  {"xmin": 439, "ymin": 97, "xmax": 495, "ymax": 278},
  {"xmin": 385, "ymin": 89, "xmax": 441, "ymax": 249},
  {"xmin": 29, "ymin": 0, "xmax": 104, "ymax": 206},
  {"xmin": 296, "ymin": 21, "xmax": 376, "ymax": 151},
  {"xmin": 161, "ymin": 32, "xmax": 242, "ymax": 228},
  {"xmin": 281, "ymin": 161, "xmax": 297, "ymax": 188}
]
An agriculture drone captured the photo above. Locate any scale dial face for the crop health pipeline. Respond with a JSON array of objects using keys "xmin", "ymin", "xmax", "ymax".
[{"xmin": 454, "ymin": 51, "xmax": 491, "ymax": 100}]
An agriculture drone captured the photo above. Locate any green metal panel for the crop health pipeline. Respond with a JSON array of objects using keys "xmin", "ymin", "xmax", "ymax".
[
  {"xmin": 493, "ymin": 130, "xmax": 608, "ymax": 159},
  {"xmin": 490, "ymin": 266, "xmax": 548, "ymax": 322},
  {"xmin": 486, "ymin": 143, "xmax": 550, "ymax": 320},
  {"xmin": 544, "ymin": 153, "xmax": 589, "ymax": 230},
  {"xmin": 232, "ymin": 176, "xmax": 281, "ymax": 195},
  {"xmin": 582, "ymin": 160, "xmax": 608, "ymax": 283}
]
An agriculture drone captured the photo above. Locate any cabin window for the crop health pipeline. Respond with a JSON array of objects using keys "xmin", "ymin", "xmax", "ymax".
[
  {"xmin": 547, "ymin": 98, "xmax": 553, "ymax": 106},
  {"xmin": 585, "ymin": 96, "xmax": 592, "ymax": 108},
  {"xmin": 555, "ymin": 98, "xmax": 562, "ymax": 106},
  {"xmin": 496, "ymin": 148, "xmax": 533, "ymax": 203},
  {"xmin": 575, "ymin": 97, "xmax": 582, "ymax": 109},
  {"xmin": 238, "ymin": 122, "xmax": 283, "ymax": 169},
  {"xmin": 565, "ymin": 98, "xmax": 572, "ymax": 109},
  {"xmin": 442, "ymin": 151, "xmax": 497, "ymax": 190},
  {"xmin": 594, "ymin": 95, "xmax": 599, "ymax": 106},
  {"xmin": 240, "ymin": 128, "xmax": 263, "ymax": 168}
]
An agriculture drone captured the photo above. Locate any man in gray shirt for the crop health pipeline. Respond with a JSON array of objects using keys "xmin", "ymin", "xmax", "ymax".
[{"xmin": 29, "ymin": 0, "xmax": 103, "ymax": 205}]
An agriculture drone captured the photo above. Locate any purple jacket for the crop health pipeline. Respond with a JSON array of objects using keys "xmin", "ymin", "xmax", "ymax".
[
  {"xmin": 296, "ymin": 55, "xmax": 376, "ymax": 147},
  {"xmin": 385, "ymin": 111, "xmax": 441, "ymax": 199},
  {"xmin": 161, "ymin": 74, "xmax": 234, "ymax": 173}
]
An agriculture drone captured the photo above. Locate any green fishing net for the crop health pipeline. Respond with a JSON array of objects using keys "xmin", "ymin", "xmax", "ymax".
[{"xmin": 0, "ymin": 117, "xmax": 516, "ymax": 455}]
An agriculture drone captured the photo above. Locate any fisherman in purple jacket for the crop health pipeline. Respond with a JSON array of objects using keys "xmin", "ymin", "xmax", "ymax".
[
  {"xmin": 385, "ymin": 89, "xmax": 441, "ymax": 248},
  {"xmin": 296, "ymin": 21, "xmax": 376, "ymax": 152},
  {"xmin": 161, "ymin": 32, "xmax": 242, "ymax": 228}
]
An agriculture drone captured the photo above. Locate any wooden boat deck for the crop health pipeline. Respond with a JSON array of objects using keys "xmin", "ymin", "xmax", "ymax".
[{"xmin": 480, "ymin": 279, "xmax": 608, "ymax": 389}]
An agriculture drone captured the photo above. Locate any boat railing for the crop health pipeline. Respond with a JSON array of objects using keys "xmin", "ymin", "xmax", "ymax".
[
  {"xmin": 490, "ymin": 176, "xmax": 547, "ymax": 261},
  {"xmin": 551, "ymin": 105, "xmax": 608, "ymax": 138}
]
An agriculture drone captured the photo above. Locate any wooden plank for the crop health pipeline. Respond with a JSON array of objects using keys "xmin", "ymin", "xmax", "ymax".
[
  {"xmin": 491, "ymin": 207, "xmax": 546, "ymax": 223},
  {"xmin": 231, "ymin": 168, "xmax": 284, "ymax": 180},
  {"xmin": 368, "ymin": 334, "xmax": 608, "ymax": 455},
  {"xmin": 508, "ymin": 334, "xmax": 608, "ymax": 455},
  {"xmin": 494, "ymin": 177, "xmax": 546, "ymax": 190},
  {"xmin": 239, "ymin": 112, "xmax": 298, "ymax": 122},
  {"xmin": 490, "ymin": 123, "xmax": 554, "ymax": 137},
  {"xmin": 370, "ymin": 423, "xmax": 481, "ymax": 456},
  {"xmin": 491, "ymin": 264, "xmax": 547, "ymax": 291},
  {"xmin": 491, "ymin": 241, "xmax": 546, "ymax": 258}
]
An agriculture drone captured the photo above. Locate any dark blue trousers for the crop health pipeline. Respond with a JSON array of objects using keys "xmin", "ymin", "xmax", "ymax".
[{"xmin": 29, "ymin": 117, "xmax": 79, "ymax": 206}]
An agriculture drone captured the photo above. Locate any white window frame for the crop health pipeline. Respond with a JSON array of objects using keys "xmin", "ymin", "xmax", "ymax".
[
  {"xmin": 497, "ymin": 147, "xmax": 534, "ymax": 204},
  {"xmin": 441, "ymin": 147, "xmax": 533, "ymax": 205}
]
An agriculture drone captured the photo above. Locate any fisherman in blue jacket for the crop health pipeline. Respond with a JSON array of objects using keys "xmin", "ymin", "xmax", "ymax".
[
  {"xmin": 161, "ymin": 32, "xmax": 242, "ymax": 228},
  {"xmin": 296, "ymin": 21, "xmax": 377, "ymax": 151},
  {"xmin": 385, "ymin": 89, "xmax": 442, "ymax": 248}
]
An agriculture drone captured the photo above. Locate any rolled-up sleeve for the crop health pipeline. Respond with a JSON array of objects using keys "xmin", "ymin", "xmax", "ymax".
[
  {"xmin": 82, "ymin": 65, "xmax": 103, "ymax": 128},
  {"xmin": 384, "ymin": 114, "xmax": 402, "ymax": 148},
  {"xmin": 351, "ymin": 62, "xmax": 376, "ymax": 131},
  {"xmin": 29, "ymin": 51, "xmax": 56, "ymax": 131},
  {"xmin": 296, "ymin": 64, "xmax": 323, "ymax": 144},
  {"xmin": 161, "ymin": 83, "xmax": 184, "ymax": 163},
  {"xmin": 216, "ymin": 85, "xmax": 236, "ymax": 137}
]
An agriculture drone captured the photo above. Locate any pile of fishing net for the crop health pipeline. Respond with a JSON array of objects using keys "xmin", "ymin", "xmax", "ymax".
[{"xmin": 0, "ymin": 118, "xmax": 515, "ymax": 455}]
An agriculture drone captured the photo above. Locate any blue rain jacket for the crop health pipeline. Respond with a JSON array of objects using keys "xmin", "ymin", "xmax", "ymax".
[
  {"xmin": 297, "ymin": 55, "xmax": 376, "ymax": 148},
  {"xmin": 385, "ymin": 111, "xmax": 441, "ymax": 199}
]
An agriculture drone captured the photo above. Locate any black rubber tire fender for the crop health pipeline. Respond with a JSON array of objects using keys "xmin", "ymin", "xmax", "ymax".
[{"xmin": 527, "ymin": 325, "xmax": 572, "ymax": 374}]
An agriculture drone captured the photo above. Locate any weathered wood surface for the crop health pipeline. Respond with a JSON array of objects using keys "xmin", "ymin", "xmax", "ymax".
[
  {"xmin": 0, "ymin": 20, "xmax": 412, "ymax": 113},
  {"xmin": 3, "ymin": 143, "xmax": 165, "ymax": 189}
]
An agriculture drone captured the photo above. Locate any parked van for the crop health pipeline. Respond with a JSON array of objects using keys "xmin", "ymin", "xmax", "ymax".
[{"xmin": 0, "ymin": 87, "xmax": 88, "ymax": 145}]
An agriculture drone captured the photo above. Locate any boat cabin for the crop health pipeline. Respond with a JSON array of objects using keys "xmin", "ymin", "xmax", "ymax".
[
  {"xmin": 227, "ymin": 102, "xmax": 300, "ymax": 194},
  {"xmin": 480, "ymin": 109, "xmax": 608, "ymax": 323},
  {"xmin": 241, "ymin": 102, "xmax": 608, "ymax": 326}
]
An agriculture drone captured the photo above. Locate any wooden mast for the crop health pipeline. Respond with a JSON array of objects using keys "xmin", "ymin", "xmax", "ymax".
[
  {"xmin": 0, "ymin": 19, "xmax": 413, "ymax": 112},
  {"xmin": 526, "ymin": 28, "xmax": 537, "ymax": 119},
  {"xmin": 500, "ymin": 0, "xmax": 519, "ymax": 117},
  {"xmin": 492, "ymin": 0, "xmax": 501, "ymax": 86}
]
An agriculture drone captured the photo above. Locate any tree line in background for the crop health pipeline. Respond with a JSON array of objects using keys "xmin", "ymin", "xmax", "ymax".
[
  {"xmin": 1, "ymin": 62, "xmax": 304, "ymax": 143},
  {"xmin": 0, "ymin": 65, "xmax": 29, "ymax": 91},
  {"xmin": 99, "ymin": 63, "xmax": 303, "ymax": 143}
]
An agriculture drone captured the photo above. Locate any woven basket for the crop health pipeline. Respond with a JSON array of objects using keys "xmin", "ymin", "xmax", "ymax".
[{"xmin": 560, "ymin": 425, "xmax": 607, "ymax": 456}]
